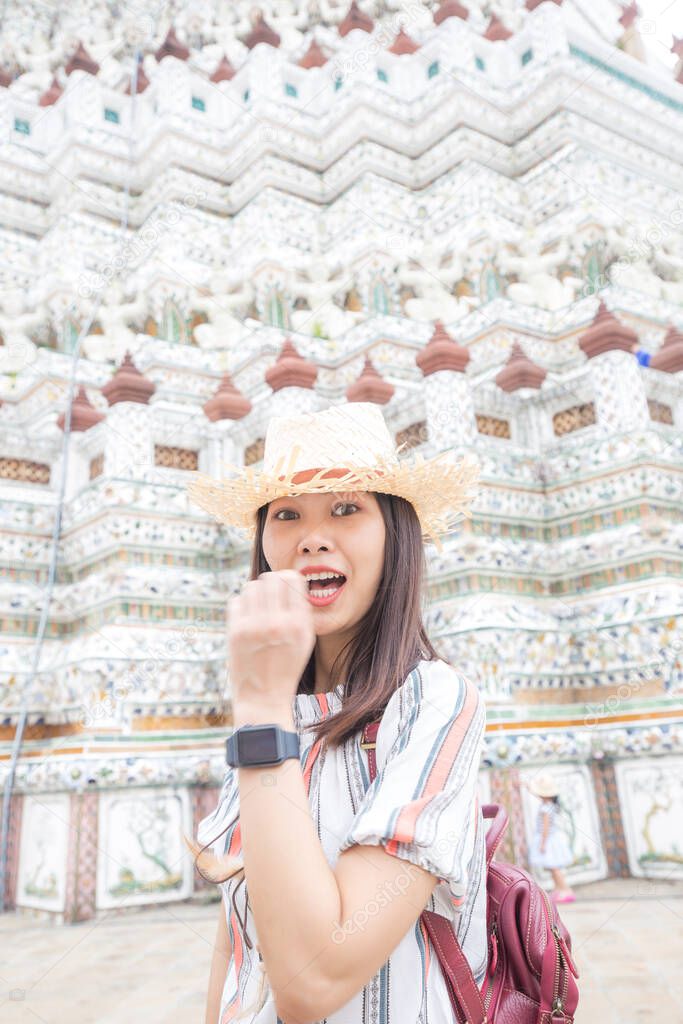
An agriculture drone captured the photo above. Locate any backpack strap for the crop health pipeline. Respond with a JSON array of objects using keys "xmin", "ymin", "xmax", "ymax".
[
  {"xmin": 360, "ymin": 721, "xmax": 489, "ymax": 1024},
  {"xmin": 481, "ymin": 804, "xmax": 508, "ymax": 867}
]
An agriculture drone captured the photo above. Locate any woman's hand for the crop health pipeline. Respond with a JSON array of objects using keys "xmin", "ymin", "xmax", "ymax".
[{"xmin": 227, "ymin": 569, "xmax": 316, "ymax": 710}]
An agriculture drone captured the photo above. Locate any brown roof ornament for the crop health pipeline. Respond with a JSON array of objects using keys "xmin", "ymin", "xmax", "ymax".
[
  {"xmin": 346, "ymin": 355, "xmax": 395, "ymax": 404},
  {"xmin": 338, "ymin": 1, "xmax": 374, "ymax": 37},
  {"xmin": 57, "ymin": 386, "xmax": 106, "ymax": 431},
  {"xmin": 0, "ymin": 67, "xmax": 12, "ymax": 88},
  {"xmin": 244, "ymin": 10, "xmax": 281, "ymax": 49},
  {"xmin": 39, "ymin": 75, "xmax": 63, "ymax": 106},
  {"xmin": 495, "ymin": 341, "xmax": 547, "ymax": 391},
  {"xmin": 484, "ymin": 14, "xmax": 513, "ymax": 41},
  {"xmin": 618, "ymin": 1, "xmax": 639, "ymax": 29},
  {"xmin": 650, "ymin": 324, "xmax": 683, "ymax": 373},
  {"xmin": 388, "ymin": 27, "xmax": 420, "ymax": 55},
  {"xmin": 203, "ymin": 373, "xmax": 252, "ymax": 421},
  {"xmin": 210, "ymin": 55, "xmax": 236, "ymax": 82},
  {"xmin": 298, "ymin": 38, "xmax": 329, "ymax": 68},
  {"xmin": 578, "ymin": 300, "xmax": 638, "ymax": 359},
  {"xmin": 65, "ymin": 41, "xmax": 100, "ymax": 76},
  {"xmin": 673, "ymin": 38, "xmax": 683, "ymax": 83},
  {"xmin": 265, "ymin": 338, "xmax": 318, "ymax": 392},
  {"xmin": 416, "ymin": 321, "xmax": 470, "ymax": 376},
  {"xmin": 526, "ymin": 0, "xmax": 563, "ymax": 10},
  {"xmin": 155, "ymin": 26, "xmax": 190, "ymax": 62},
  {"xmin": 101, "ymin": 351, "xmax": 156, "ymax": 405},
  {"xmin": 434, "ymin": 0, "xmax": 469, "ymax": 24}
]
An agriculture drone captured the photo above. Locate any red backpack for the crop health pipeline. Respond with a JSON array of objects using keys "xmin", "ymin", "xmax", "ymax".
[{"xmin": 361, "ymin": 721, "xmax": 580, "ymax": 1024}]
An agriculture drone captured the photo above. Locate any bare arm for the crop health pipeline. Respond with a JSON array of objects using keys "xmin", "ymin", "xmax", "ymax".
[
  {"xmin": 540, "ymin": 807, "xmax": 551, "ymax": 852},
  {"xmin": 234, "ymin": 678, "xmax": 482, "ymax": 1022},
  {"xmin": 205, "ymin": 896, "xmax": 232, "ymax": 1024}
]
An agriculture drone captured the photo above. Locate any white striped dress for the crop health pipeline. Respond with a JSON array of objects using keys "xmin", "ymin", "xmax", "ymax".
[{"xmin": 197, "ymin": 657, "xmax": 488, "ymax": 1024}]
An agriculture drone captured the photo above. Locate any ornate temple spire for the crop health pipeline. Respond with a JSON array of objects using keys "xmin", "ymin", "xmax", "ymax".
[
  {"xmin": 39, "ymin": 76, "xmax": 63, "ymax": 106},
  {"xmin": 617, "ymin": 2, "xmax": 646, "ymax": 62},
  {"xmin": 416, "ymin": 321, "xmax": 470, "ymax": 376},
  {"xmin": 265, "ymin": 338, "xmax": 318, "ymax": 391},
  {"xmin": 338, "ymin": 1, "xmax": 374, "ymax": 37},
  {"xmin": 155, "ymin": 26, "xmax": 190, "ymax": 62},
  {"xmin": 495, "ymin": 341, "xmax": 547, "ymax": 391},
  {"xmin": 243, "ymin": 10, "xmax": 281, "ymax": 49},
  {"xmin": 650, "ymin": 324, "xmax": 683, "ymax": 373},
  {"xmin": 578, "ymin": 300, "xmax": 638, "ymax": 358},
  {"xmin": 299, "ymin": 38, "xmax": 329, "ymax": 68},
  {"xmin": 346, "ymin": 355, "xmax": 394, "ymax": 404},
  {"xmin": 388, "ymin": 27, "xmax": 420, "ymax": 56},
  {"xmin": 101, "ymin": 352, "xmax": 156, "ymax": 405},
  {"xmin": 57, "ymin": 387, "xmax": 105, "ymax": 431},
  {"xmin": 210, "ymin": 55, "xmax": 236, "ymax": 82},
  {"xmin": 65, "ymin": 41, "xmax": 100, "ymax": 76},
  {"xmin": 433, "ymin": 0, "xmax": 469, "ymax": 24},
  {"xmin": 203, "ymin": 373, "xmax": 252, "ymax": 421},
  {"xmin": 484, "ymin": 15, "xmax": 513, "ymax": 41},
  {"xmin": 125, "ymin": 58, "xmax": 150, "ymax": 94}
]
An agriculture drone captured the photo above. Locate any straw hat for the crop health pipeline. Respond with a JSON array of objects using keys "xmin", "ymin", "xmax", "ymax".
[
  {"xmin": 186, "ymin": 402, "xmax": 481, "ymax": 552},
  {"xmin": 527, "ymin": 773, "xmax": 560, "ymax": 799}
]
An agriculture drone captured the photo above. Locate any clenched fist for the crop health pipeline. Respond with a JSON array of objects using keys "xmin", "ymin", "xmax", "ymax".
[{"xmin": 227, "ymin": 569, "xmax": 317, "ymax": 709}]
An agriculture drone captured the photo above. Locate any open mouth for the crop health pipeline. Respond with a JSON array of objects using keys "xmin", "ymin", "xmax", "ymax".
[
  {"xmin": 305, "ymin": 573, "xmax": 348, "ymax": 606},
  {"xmin": 307, "ymin": 573, "xmax": 346, "ymax": 597}
]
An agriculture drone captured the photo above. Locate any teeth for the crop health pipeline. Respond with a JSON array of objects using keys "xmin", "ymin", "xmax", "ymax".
[
  {"xmin": 304, "ymin": 571, "xmax": 345, "ymax": 582},
  {"xmin": 309, "ymin": 586, "xmax": 339, "ymax": 598}
]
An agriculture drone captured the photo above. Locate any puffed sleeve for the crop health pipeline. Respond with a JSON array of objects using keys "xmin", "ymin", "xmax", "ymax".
[{"xmin": 337, "ymin": 660, "xmax": 486, "ymax": 902}]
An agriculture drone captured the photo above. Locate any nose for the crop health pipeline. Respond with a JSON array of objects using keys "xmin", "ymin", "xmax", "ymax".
[
  {"xmin": 297, "ymin": 518, "xmax": 334, "ymax": 554},
  {"xmin": 298, "ymin": 535, "xmax": 331, "ymax": 554}
]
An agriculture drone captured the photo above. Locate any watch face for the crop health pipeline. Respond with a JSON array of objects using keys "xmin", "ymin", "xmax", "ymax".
[{"xmin": 237, "ymin": 728, "xmax": 279, "ymax": 763}]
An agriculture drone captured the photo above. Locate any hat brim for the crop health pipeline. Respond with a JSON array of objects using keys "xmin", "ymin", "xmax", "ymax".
[
  {"xmin": 528, "ymin": 782, "xmax": 560, "ymax": 798},
  {"xmin": 186, "ymin": 446, "xmax": 481, "ymax": 552}
]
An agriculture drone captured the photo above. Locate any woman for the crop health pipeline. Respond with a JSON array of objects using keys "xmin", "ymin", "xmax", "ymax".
[
  {"xmin": 526, "ymin": 774, "xmax": 576, "ymax": 905},
  {"xmin": 184, "ymin": 401, "xmax": 486, "ymax": 1024}
]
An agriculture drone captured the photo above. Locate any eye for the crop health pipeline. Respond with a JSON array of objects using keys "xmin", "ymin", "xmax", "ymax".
[
  {"xmin": 333, "ymin": 502, "xmax": 359, "ymax": 516},
  {"xmin": 272, "ymin": 502, "xmax": 359, "ymax": 521}
]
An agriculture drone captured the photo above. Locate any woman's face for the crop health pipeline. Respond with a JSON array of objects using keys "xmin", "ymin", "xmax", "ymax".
[{"xmin": 261, "ymin": 490, "xmax": 386, "ymax": 637}]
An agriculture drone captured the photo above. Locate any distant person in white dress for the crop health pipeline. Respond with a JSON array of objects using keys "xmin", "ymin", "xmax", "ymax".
[{"xmin": 527, "ymin": 774, "xmax": 576, "ymax": 904}]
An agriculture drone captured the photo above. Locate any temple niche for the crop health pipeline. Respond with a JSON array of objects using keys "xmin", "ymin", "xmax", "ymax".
[{"xmin": 0, "ymin": 0, "xmax": 682, "ymax": 926}]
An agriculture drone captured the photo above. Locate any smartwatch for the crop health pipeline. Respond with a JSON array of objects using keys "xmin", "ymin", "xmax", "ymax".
[{"xmin": 226, "ymin": 724, "xmax": 300, "ymax": 768}]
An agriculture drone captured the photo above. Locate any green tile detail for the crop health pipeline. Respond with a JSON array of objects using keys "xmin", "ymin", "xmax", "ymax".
[
  {"xmin": 377, "ymin": 67, "xmax": 388, "ymax": 82},
  {"xmin": 428, "ymin": 60, "xmax": 440, "ymax": 78},
  {"xmin": 103, "ymin": 107, "xmax": 120, "ymax": 123},
  {"xmin": 14, "ymin": 118, "xmax": 30, "ymax": 134},
  {"xmin": 569, "ymin": 43, "xmax": 683, "ymax": 113},
  {"xmin": 475, "ymin": 55, "xmax": 485, "ymax": 71},
  {"xmin": 191, "ymin": 95, "xmax": 206, "ymax": 111},
  {"xmin": 521, "ymin": 48, "xmax": 533, "ymax": 66},
  {"xmin": 284, "ymin": 82, "xmax": 298, "ymax": 97}
]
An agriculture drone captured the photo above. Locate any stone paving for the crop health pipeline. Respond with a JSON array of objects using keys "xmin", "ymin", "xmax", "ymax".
[{"xmin": 0, "ymin": 878, "xmax": 681, "ymax": 1023}]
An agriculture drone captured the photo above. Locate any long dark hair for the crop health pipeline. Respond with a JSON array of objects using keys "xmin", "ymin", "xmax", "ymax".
[
  {"xmin": 185, "ymin": 490, "xmax": 443, "ymax": 884},
  {"xmin": 253, "ymin": 490, "xmax": 441, "ymax": 747}
]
